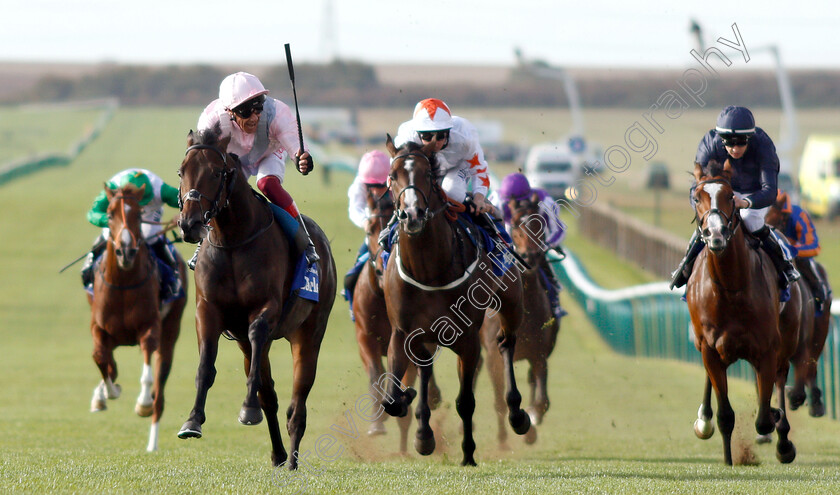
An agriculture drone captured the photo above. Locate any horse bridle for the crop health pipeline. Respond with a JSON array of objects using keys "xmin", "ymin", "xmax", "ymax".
[
  {"xmin": 180, "ymin": 144, "xmax": 238, "ymax": 226},
  {"xmin": 390, "ymin": 151, "xmax": 449, "ymax": 230},
  {"xmin": 109, "ymin": 194, "xmax": 141, "ymax": 258},
  {"xmin": 694, "ymin": 177, "xmax": 740, "ymax": 245}
]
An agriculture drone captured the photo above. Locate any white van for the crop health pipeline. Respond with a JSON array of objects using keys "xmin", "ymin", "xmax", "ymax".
[
  {"xmin": 798, "ymin": 135, "xmax": 840, "ymax": 219},
  {"xmin": 523, "ymin": 141, "xmax": 596, "ymax": 199}
]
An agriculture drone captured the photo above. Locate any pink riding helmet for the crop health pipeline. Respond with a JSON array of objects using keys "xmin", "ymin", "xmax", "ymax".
[
  {"xmin": 499, "ymin": 173, "xmax": 532, "ymax": 201},
  {"xmin": 359, "ymin": 150, "xmax": 390, "ymax": 185},
  {"xmin": 219, "ymin": 72, "xmax": 270, "ymax": 110}
]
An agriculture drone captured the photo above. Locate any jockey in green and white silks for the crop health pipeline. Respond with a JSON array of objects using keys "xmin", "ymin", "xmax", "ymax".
[{"xmin": 82, "ymin": 168, "xmax": 183, "ymax": 301}]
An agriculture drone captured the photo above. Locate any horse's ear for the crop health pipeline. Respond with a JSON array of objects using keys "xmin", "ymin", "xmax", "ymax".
[
  {"xmin": 530, "ymin": 192, "xmax": 540, "ymax": 204},
  {"xmin": 135, "ymin": 183, "xmax": 146, "ymax": 201},
  {"xmin": 218, "ymin": 135, "xmax": 231, "ymax": 152},
  {"xmin": 693, "ymin": 162, "xmax": 704, "ymax": 182},
  {"xmin": 385, "ymin": 133, "xmax": 397, "ymax": 157},
  {"xmin": 506, "ymin": 198, "xmax": 518, "ymax": 212},
  {"xmin": 722, "ymin": 159, "xmax": 733, "ymax": 181},
  {"xmin": 187, "ymin": 130, "xmax": 195, "ymax": 147},
  {"xmin": 104, "ymin": 182, "xmax": 115, "ymax": 201}
]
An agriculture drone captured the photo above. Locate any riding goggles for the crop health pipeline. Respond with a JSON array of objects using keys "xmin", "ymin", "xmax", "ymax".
[
  {"xmin": 232, "ymin": 95, "xmax": 265, "ymax": 118},
  {"xmin": 720, "ymin": 134, "xmax": 750, "ymax": 147},
  {"xmin": 418, "ymin": 130, "xmax": 450, "ymax": 142}
]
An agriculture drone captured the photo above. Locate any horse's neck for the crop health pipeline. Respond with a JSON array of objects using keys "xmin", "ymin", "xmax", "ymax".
[
  {"xmin": 211, "ymin": 181, "xmax": 266, "ymax": 244},
  {"xmin": 398, "ymin": 213, "xmax": 457, "ymax": 282},
  {"xmin": 706, "ymin": 229, "xmax": 752, "ymax": 290}
]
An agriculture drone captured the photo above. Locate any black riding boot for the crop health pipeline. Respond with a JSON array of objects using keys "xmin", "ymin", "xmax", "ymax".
[
  {"xmin": 797, "ymin": 257, "xmax": 830, "ymax": 313},
  {"xmin": 81, "ymin": 234, "xmax": 107, "ymax": 288},
  {"xmin": 188, "ymin": 240, "xmax": 202, "ymax": 271},
  {"xmin": 756, "ymin": 226, "xmax": 800, "ymax": 288},
  {"xmin": 670, "ymin": 230, "xmax": 704, "ymax": 289},
  {"xmin": 294, "ymin": 216, "xmax": 320, "ymax": 265}
]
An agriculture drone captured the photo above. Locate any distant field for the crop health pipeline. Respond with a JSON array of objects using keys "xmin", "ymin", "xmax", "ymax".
[
  {"xmin": 2, "ymin": 107, "xmax": 840, "ymax": 494},
  {"xmin": 0, "ymin": 104, "xmax": 107, "ymax": 164}
]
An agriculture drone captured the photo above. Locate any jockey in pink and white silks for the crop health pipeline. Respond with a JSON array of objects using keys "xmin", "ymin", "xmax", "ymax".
[
  {"xmin": 394, "ymin": 98, "xmax": 492, "ymax": 214},
  {"xmin": 343, "ymin": 150, "xmax": 391, "ymax": 311},
  {"xmin": 192, "ymin": 71, "xmax": 319, "ymax": 269}
]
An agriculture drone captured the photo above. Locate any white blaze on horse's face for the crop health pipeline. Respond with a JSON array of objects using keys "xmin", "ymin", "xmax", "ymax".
[
  {"xmin": 397, "ymin": 157, "xmax": 428, "ymax": 236},
  {"xmin": 701, "ymin": 183, "xmax": 728, "ymax": 252}
]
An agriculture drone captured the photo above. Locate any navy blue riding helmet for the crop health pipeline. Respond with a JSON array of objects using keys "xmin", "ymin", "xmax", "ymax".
[{"xmin": 715, "ymin": 105, "xmax": 755, "ymax": 137}]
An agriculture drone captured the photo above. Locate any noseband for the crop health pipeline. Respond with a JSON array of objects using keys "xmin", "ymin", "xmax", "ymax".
[
  {"xmin": 694, "ymin": 178, "xmax": 740, "ymax": 245},
  {"xmin": 181, "ymin": 144, "xmax": 238, "ymax": 225}
]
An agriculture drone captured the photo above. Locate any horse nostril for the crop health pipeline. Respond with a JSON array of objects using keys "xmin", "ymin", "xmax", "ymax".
[
  {"xmin": 703, "ymin": 228, "xmax": 711, "ymax": 237},
  {"xmin": 397, "ymin": 210, "xmax": 408, "ymax": 220}
]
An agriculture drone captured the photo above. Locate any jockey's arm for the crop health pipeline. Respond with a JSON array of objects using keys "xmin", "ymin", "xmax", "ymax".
[
  {"xmin": 160, "ymin": 182, "xmax": 180, "ymax": 209},
  {"xmin": 87, "ymin": 190, "xmax": 110, "ymax": 228}
]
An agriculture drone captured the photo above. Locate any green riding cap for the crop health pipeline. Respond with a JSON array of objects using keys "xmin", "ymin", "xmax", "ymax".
[{"xmin": 87, "ymin": 170, "xmax": 180, "ymax": 228}]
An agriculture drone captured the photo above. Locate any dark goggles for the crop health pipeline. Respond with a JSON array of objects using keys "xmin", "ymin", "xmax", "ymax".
[
  {"xmin": 418, "ymin": 130, "xmax": 450, "ymax": 142},
  {"xmin": 720, "ymin": 134, "xmax": 750, "ymax": 147},
  {"xmin": 232, "ymin": 95, "xmax": 266, "ymax": 118}
]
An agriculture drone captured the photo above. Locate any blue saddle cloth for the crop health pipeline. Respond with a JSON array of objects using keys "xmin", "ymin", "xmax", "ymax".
[{"xmin": 291, "ymin": 254, "xmax": 320, "ymax": 302}]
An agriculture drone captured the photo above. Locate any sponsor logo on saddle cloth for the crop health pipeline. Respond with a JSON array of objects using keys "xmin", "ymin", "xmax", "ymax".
[{"xmin": 291, "ymin": 255, "xmax": 319, "ymax": 302}]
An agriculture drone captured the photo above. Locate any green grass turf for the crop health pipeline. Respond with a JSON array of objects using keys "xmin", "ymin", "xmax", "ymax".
[{"xmin": 1, "ymin": 107, "xmax": 840, "ymax": 494}]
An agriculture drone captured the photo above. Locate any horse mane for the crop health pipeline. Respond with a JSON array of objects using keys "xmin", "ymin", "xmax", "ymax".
[
  {"xmin": 706, "ymin": 159, "xmax": 724, "ymax": 178},
  {"xmin": 195, "ymin": 122, "xmax": 224, "ymax": 146}
]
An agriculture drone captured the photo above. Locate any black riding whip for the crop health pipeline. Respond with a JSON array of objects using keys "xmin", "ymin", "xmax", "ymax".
[{"xmin": 284, "ymin": 43, "xmax": 308, "ymax": 175}]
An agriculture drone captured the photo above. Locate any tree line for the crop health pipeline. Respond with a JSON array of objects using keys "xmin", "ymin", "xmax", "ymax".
[{"xmin": 11, "ymin": 60, "xmax": 840, "ymax": 109}]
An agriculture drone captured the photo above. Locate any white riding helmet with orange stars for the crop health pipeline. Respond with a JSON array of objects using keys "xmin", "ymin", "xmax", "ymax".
[{"xmin": 412, "ymin": 98, "xmax": 453, "ymax": 131}]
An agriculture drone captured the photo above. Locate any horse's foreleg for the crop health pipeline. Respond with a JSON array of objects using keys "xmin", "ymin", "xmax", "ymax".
[
  {"xmin": 702, "ymin": 346, "xmax": 734, "ymax": 465},
  {"xmin": 529, "ymin": 359, "xmax": 549, "ymax": 426},
  {"xmin": 456, "ymin": 343, "xmax": 479, "ymax": 466},
  {"xmin": 694, "ymin": 375, "xmax": 715, "ymax": 440},
  {"xmin": 178, "ymin": 311, "xmax": 220, "ymax": 439},
  {"xmin": 414, "ymin": 363, "xmax": 436, "ymax": 457},
  {"xmin": 146, "ymin": 326, "xmax": 177, "ymax": 452},
  {"xmin": 135, "ymin": 326, "xmax": 160, "ymax": 419},
  {"xmin": 286, "ymin": 336, "xmax": 319, "ymax": 471},
  {"xmin": 396, "ymin": 367, "xmax": 417, "ymax": 454},
  {"xmin": 91, "ymin": 327, "xmax": 120, "ymax": 412},
  {"xmin": 484, "ymin": 340, "xmax": 509, "ymax": 448},
  {"xmin": 382, "ymin": 330, "xmax": 417, "ymax": 418},
  {"xmin": 239, "ymin": 315, "xmax": 271, "ymax": 426},
  {"xmin": 754, "ymin": 355, "xmax": 777, "ymax": 437},
  {"xmin": 497, "ymin": 329, "xmax": 530, "ymax": 436},
  {"xmin": 774, "ymin": 363, "xmax": 796, "ymax": 463},
  {"xmin": 256, "ymin": 356, "xmax": 286, "ymax": 468}
]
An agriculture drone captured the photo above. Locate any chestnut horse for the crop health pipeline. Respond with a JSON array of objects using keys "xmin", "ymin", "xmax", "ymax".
[
  {"xmin": 87, "ymin": 183, "xmax": 187, "ymax": 452},
  {"xmin": 351, "ymin": 182, "xmax": 441, "ymax": 450},
  {"xmin": 479, "ymin": 193, "xmax": 560, "ymax": 447},
  {"xmin": 380, "ymin": 137, "xmax": 531, "ymax": 466},
  {"xmin": 176, "ymin": 129, "xmax": 336, "ymax": 469},
  {"xmin": 765, "ymin": 197, "xmax": 833, "ymax": 417},
  {"xmin": 688, "ymin": 160, "xmax": 800, "ymax": 465}
]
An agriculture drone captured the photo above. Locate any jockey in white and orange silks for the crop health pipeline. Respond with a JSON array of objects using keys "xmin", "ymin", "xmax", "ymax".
[
  {"xmin": 393, "ymin": 98, "xmax": 492, "ymax": 215},
  {"xmin": 194, "ymin": 71, "xmax": 319, "ymax": 268}
]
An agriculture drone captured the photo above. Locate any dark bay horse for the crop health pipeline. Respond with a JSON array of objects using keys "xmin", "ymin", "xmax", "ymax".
[
  {"xmin": 765, "ymin": 197, "xmax": 833, "ymax": 417},
  {"xmin": 351, "ymin": 182, "xmax": 441, "ymax": 449},
  {"xmin": 176, "ymin": 130, "xmax": 336, "ymax": 469},
  {"xmin": 87, "ymin": 183, "xmax": 187, "ymax": 452},
  {"xmin": 688, "ymin": 160, "xmax": 800, "ymax": 465},
  {"xmin": 480, "ymin": 193, "xmax": 560, "ymax": 447},
  {"xmin": 380, "ymin": 136, "xmax": 531, "ymax": 466}
]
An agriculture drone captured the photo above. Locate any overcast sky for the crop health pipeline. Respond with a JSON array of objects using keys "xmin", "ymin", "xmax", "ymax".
[{"xmin": 2, "ymin": 0, "xmax": 836, "ymax": 69}]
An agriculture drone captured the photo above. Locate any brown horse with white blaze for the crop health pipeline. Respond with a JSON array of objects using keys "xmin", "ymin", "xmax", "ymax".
[
  {"xmin": 688, "ymin": 160, "xmax": 800, "ymax": 465},
  {"xmin": 176, "ymin": 129, "xmax": 336, "ymax": 469},
  {"xmin": 88, "ymin": 183, "xmax": 187, "ymax": 452},
  {"xmin": 380, "ymin": 136, "xmax": 531, "ymax": 466}
]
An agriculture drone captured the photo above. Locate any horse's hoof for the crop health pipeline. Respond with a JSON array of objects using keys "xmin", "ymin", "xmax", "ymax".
[
  {"xmin": 238, "ymin": 406, "xmax": 263, "ymax": 425},
  {"xmin": 694, "ymin": 418, "xmax": 714, "ymax": 440},
  {"xmin": 105, "ymin": 384, "xmax": 122, "ymax": 400},
  {"xmin": 367, "ymin": 422, "xmax": 387, "ymax": 436},
  {"xmin": 414, "ymin": 430, "xmax": 436, "ymax": 456},
  {"xmin": 526, "ymin": 406, "xmax": 542, "ymax": 426},
  {"xmin": 272, "ymin": 450, "xmax": 288, "ymax": 468},
  {"xmin": 509, "ymin": 409, "xmax": 532, "ymax": 435},
  {"xmin": 755, "ymin": 433, "xmax": 773, "ymax": 445},
  {"xmin": 776, "ymin": 440, "xmax": 796, "ymax": 464},
  {"xmin": 135, "ymin": 402, "xmax": 153, "ymax": 418},
  {"xmin": 524, "ymin": 425, "xmax": 538, "ymax": 445},
  {"xmin": 90, "ymin": 400, "xmax": 107, "ymax": 413},
  {"xmin": 178, "ymin": 421, "xmax": 202, "ymax": 439},
  {"xmin": 786, "ymin": 386, "xmax": 806, "ymax": 410},
  {"xmin": 809, "ymin": 401, "xmax": 826, "ymax": 418},
  {"xmin": 460, "ymin": 457, "xmax": 477, "ymax": 467}
]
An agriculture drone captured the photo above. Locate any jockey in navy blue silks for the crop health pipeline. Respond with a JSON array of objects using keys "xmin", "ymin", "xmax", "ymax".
[{"xmin": 670, "ymin": 105, "xmax": 801, "ymax": 295}]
